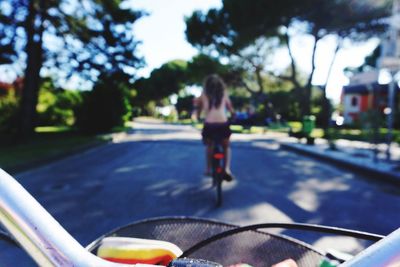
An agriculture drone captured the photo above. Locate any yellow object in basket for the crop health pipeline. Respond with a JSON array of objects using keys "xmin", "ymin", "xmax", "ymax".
[{"xmin": 97, "ymin": 237, "xmax": 183, "ymax": 266}]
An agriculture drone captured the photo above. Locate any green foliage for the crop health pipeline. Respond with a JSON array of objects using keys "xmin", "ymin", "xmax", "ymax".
[
  {"xmin": 36, "ymin": 78, "xmax": 83, "ymax": 127},
  {"xmin": 133, "ymin": 60, "xmax": 188, "ymax": 106},
  {"xmin": 75, "ymin": 74, "xmax": 132, "ymax": 133},
  {"xmin": 36, "ymin": 126, "xmax": 71, "ymax": 133},
  {"xmin": 143, "ymin": 101, "xmax": 157, "ymax": 117},
  {"xmin": 359, "ymin": 110, "xmax": 386, "ymax": 143},
  {"xmin": 175, "ymin": 95, "xmax": 194, "ymax": 119},
  {"xmin": 185, "ymin": 9, "xmax": 233, "ymax": 55},
  {"xmin": 311, "ymin": 88, "xmax": 332, "ymax": 128},
  {"xmin": 186, "ymin": 54, "xmax": 233, "ymax": 85},
  {"xmin": 288, "ymin": 121, "xmax": 302, "ymax": 131},
  {"xmin": 0, "ymin": 89, "xmax": 19, "ymax": 133},
  {"xmin": 268, "ymin": 90, "xmax": 302, "ymax": 121},
  {"xmin": 394, "ymin": 130, "xmax": 400, "ymax": 144},
  {"xmin": 228, "ymin": 0, "xmax": 390, "ymax": 49},
  {"xmin": 163, "ymin": 110, "xmax": 178, "ymax": 123}
]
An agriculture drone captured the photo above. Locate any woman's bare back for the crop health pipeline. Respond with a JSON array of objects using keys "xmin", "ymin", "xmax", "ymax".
[{"xmin": 200, "ymin": 92, "xmax": 233, "ymax": 123}]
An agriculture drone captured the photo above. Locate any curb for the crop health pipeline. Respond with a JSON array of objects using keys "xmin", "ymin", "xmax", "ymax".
[{"xmin": 280, "ymin": 142, "xmax": 400, "ymax": 185}]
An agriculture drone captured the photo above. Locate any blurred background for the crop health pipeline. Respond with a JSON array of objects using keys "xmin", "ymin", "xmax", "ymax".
[{"xmin": 0, "ymin": 0, "xmax": 399, "ymax": 157}]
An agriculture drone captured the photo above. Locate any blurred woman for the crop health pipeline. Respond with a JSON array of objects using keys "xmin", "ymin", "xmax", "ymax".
[{"xmin": 193, "ymin": 74, "xmax": 235, "ymax": 181}]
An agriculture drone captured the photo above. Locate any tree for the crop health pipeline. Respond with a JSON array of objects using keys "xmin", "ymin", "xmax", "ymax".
[
  {"xmin": 175, "ymin": 95, "xmax": 194, "ymax": 119},
  {"xmin": 186, "ymin": 2, "xmax": 294, "ymax": 118},
  {"xmin": 294, "ymin": 0, "xmax": 390, "ymax": 116},
  {"xmin": 132, "ymin": 60, "xmax": 188, "ymax": 108},
  {"xmin": 0, "ymin": 0, "xmax": 144, "ymax": 138},
  {"xmin": 186, "ymin": 0, "xmax": 393, "ymax": 118},
  {"xmin": 186, "ymin": 54, "xmax": 233, "ymax": 85},
  {"xmin": 47, "ymin": 0, "xmax": 144, "ymax": 80},
  {"xmin": 0, "ymin": 0, "xmax": 19, "ymax": 65},
  {"xmin": 18, "ymin": 0, "xmax": 46, "ymax": 139},
  {"xmin": 75, "ymin": 73, "xmax": 132, "ymax": 133}
]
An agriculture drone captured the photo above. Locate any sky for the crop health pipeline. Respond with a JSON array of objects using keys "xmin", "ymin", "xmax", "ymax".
[
  {"xmin": 128, "ymin": 0, "xmax": 222, "ymax": 77},
  {"xmin": 127, "ymin": 0, "xmax": 383, "ymax": 103}
]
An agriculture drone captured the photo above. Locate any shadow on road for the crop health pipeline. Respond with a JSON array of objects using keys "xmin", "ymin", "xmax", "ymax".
[{"xmin": 3, "ymin": 122, "xmax": 400, "ymax": 265}]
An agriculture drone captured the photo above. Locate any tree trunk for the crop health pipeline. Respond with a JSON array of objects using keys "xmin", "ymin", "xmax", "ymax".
[
  {"xmin": 320, "ymin": 37, "xmax": 342, "ymax": 129},
  {"xmin": 324, "ymin": 37, "xmax": 342, "ymax": 89},
  {"xmin": 302, "ymin": 32, "xmax": 320, "ymax": 117},
  {"xmin": 18, "ymin": 0, "xmax": 44, "ymax": 139},
  {"xmin": 283, "ymin": 30, "xmax": 301, "ymax": 89}
]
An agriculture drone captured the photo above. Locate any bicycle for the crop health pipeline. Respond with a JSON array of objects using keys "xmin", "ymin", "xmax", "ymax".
[
  {"xmin": 1, "ymin": 168, "xmax": 399, "ymax": 267},
  {"xmin": 211, "ymin": 138, "xmax": 225, "ymax": 207}
]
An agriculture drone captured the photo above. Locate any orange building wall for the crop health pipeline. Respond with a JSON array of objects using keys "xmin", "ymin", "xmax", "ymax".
[{"xmin": 360, "ymin": 95, "xmax": 370, "ymax": 112}]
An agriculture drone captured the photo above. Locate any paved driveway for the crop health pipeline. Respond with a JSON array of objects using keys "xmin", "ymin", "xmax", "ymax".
[{"xmin": 1, "ymin": 120, "xmax": 400, "ymax": 266}]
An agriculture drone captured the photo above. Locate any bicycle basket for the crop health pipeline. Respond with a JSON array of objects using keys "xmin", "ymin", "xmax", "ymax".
[{"xmin": 87, "ymin": 217, "xmax": 327, "ymax": 267}]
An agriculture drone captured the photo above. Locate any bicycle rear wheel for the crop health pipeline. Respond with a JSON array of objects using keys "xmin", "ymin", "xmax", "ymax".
[
  {"xmin": 216, "ymin": 174, "xmax": 222, "ymax": 207},
  {"xmin": 212, "ymin": 143, "xmax": 224, "ymax": 207}
]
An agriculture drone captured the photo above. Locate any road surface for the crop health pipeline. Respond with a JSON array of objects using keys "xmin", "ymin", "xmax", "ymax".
[{"xmin": 1, "ymin": 120, "xmax": 399, "ymax": 266}]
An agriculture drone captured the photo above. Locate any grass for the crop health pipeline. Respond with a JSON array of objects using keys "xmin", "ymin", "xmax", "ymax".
[
  {"xmin": 288, "ymin": 121, "xmax": 302, "ymax": 132},
  {"xmin": 0, "ymin": 126, "xmax": 112, "ymax": 172},
  {"xmin": 175, "ymin": 118, "xmax": 194, "ymax": 125},
  {"xmin": 230, "ymin": 125, "xmax": 269, "ymax": 134},
  {"xmin": 333, "ymin": 128, "xmax": 400, "ymax": 143},
  {"xmin": 309, "ymin": 128, "xmax": 323, "ymax": 138},
  {"xmin": 311, "ymin": 127, "xmax": 400, "ymax": 144},
  {"xmin": 35, "ymin": 126, "xmax": 71, "ymax": 133}
]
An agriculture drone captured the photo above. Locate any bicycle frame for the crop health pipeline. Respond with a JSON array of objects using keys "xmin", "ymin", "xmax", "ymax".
[{"xmin": 341, "ymin": 227, "xmax": 400, "ymax": 266}]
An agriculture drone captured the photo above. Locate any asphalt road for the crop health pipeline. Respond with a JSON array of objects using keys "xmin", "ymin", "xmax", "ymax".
[{"xmin": 1, "ymin": 120, "xmax": 400, "ymax": 266}]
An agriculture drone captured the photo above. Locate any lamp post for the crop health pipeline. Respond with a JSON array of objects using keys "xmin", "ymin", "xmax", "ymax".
[
  {"xmin": 379, "ymin": 0, "xmax": 400, "ymax": 161},
  {"xmin": 386, "ymin": 72, "xmax": 396, "ymax": 161}
]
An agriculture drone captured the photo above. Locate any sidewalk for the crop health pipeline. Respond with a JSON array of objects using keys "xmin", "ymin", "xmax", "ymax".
[{"xmin": 279, "ymin": 136, "xmax": 400, "ymax": 184}]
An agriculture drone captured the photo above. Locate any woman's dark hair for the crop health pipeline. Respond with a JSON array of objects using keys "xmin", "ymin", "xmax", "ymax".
[{"xmin": 203, "ymin": 74, "xmax": 226, "ymax": 109}]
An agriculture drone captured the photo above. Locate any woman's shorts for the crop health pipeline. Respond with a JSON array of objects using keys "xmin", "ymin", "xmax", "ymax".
[{"xmin": 202, "ymin": 122, "xmax": 231, "ymax": 143}]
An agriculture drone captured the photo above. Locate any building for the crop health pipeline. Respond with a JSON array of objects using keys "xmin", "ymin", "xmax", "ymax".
[{"xmin": 341, "ymin": 71, "xmax": 399, "ymax": 124}]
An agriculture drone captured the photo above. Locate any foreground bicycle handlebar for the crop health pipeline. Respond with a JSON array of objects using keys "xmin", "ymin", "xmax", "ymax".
[
  {"xmin": 1, "ymin": 168, "xmax": 400, "ymax": 266},
  {"xmin": 0, "ymin": 169, "xmax": 133, "ymax": 267}
]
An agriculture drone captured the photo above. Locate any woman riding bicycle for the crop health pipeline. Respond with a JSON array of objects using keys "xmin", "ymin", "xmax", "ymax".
[{"xmin": 193, "ymin": 74, "xmax": 235, "ymax": 181}]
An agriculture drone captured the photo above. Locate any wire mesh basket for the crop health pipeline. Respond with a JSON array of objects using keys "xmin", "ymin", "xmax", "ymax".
[{"xmin": 87, "ymin": 217, "xmax": 328, "ymax": 267}]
